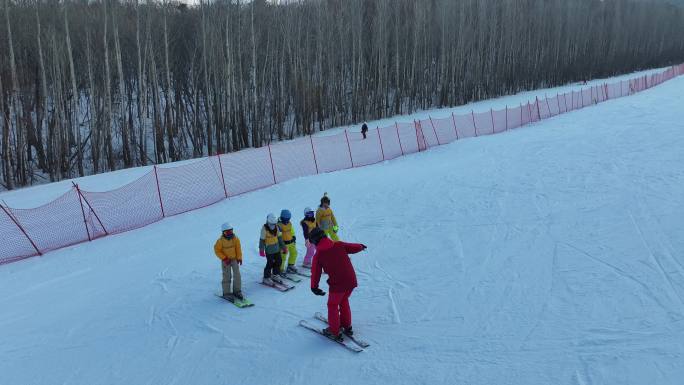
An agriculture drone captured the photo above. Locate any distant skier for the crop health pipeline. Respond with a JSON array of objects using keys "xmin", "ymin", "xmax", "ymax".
[
  {"xmin": 361, "ymin": 122, "xmax": 369, "ymax": 139},
  {"xmin": 316, "ymin": 193, "xmax": 339, "ymax": 241},
  {"xmin": 309, "ymin": 227, "xmax": 367, "ymax": 340},
  {"xmin": 278, "ymin": 209, "xmax": 299, "ymax": 274},
  {"xmin": 300, "ymin": 207, "xmax": 317, "ymax": 268},
  {"xmin": 260, "ymin": 213, "xmax": 287, "ymax": 285},
  {"xmin": 214, "ymin": 223, "xmax": 244, "ymax": 300}
]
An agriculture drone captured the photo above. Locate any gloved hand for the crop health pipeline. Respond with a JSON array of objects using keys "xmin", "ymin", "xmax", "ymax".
[
  {"xmin": 259, "ymin": 250, "xmax": 265, "ymax": 257},
  {"xmin": 238, "ymin": 259, "xmax": 243, "ymax": 265},
  {"xmin": 292, "ymin": 236, "xmax": 296, "ymax": 242},
  {"xmin": 282, "ymin": 248, "xmax": 288, "ymax": 254},
  {"xmin": 222, "ymin": 258, "xmax": 231, "ymax": 266},
  {"xmin": 333, "ymin": 225, "xmax": 339, "ymax": 233},
  {"xmin": 361, "ymin": 244, "xmax": 367, "ymax": 250},
  {"xmin": 305, "ymin": 240, "xmax": 311, "ymax": 248},
  {"xmin": 311, "ymin": 287, "xmax": 326, "ymax": 296}
]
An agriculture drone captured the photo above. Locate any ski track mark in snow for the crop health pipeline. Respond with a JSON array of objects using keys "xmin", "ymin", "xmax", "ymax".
[
  {"xmin": 628, "ymin": 207, "xmax": 684, "ymax": 310},
  {"xmin": 388, "ymin": 287, "xmax": 401, "ymax": 324}
]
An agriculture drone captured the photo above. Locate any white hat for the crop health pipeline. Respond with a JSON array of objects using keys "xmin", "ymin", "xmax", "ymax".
[
  {"xmin": 267, "ymin": 214, "xmax": 277, "ymax": 225},
  {"xmin": 304, "ymin": 207, "xmax": 313, "ymax": 215},
  {"xmin": 221, "ymin": 223, "xmax": 233, "ymax": 231}
]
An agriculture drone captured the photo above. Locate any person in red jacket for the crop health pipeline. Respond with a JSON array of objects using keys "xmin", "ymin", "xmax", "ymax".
[{"xmin": 309, "ymin": 227, "xmax": 367, "ymax": 340}]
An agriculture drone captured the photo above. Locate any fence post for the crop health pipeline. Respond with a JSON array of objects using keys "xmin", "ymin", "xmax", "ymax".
[
  {"xmin": 0, "ymin": 203, "xmax": 41, "ymax": 256},
  {"xmin": 451, "ymin": 113, "xmax": 459, "ymax": 140},
  {"xmin": 153, "ymin": 165, "xmax": 166, "ymax": 218},
  {"xmin": 216, "ymin": 153, "xmax": 229, "ymax": 198},
  {"xmin": 535, "ymin": 97, "xmax": 541, "ymax": 120},
  {"xmin": 489, "ymin": 108, "xmax": 495, "ymax": 133},
  {"xmin": 395, "ymin": 122, "xmax": 405, "ymax": 155},
  {"xmin": 376, "ymin": 127, "xmax": 385, "ymax": 161},
  {"xmin": 556, "ymin": 93, "xmax": 561, "ymax": 114},
  {"xmin": 505, "ymin": 105, "xmax": 508, "ymax": 131},
  {"xmin": 267, "ymin": 144, "xmax": 277, "ymax": 184},
  {"xmin": 73, "ymin": 184, "xmax": 92, "ymax": 241},
  {"xmin": 73, "ymin": 182, "xmax": 108, "ymax": 236},
  {"xmin": 429, "ymin": 117, "xmax": 440, "ymax": 145},
  {"xmin": 309, "ymin": 135, "xmax": 319, "ymax": 174},
  {"xmin": 545, "ymin": 95, "xmax": 552, "ymax": 116},
  {"xmin": 344, "ymin": 129, "xmax": 354, "ymax": 167},
  {"xmin": 471, "ymin": 110, "xmax": 478, "ymax": 136},
  {"xmin": 520, "ymin": 102, "xmax": 523, "ymax": 125},
  {"xmin": 414, "ymin": 120, "xmax": 422, "ymax": 151}
]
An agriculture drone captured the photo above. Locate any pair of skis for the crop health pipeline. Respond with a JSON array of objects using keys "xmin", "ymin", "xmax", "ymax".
[
  {"xmin": 261, "ymin": 266, "xmax": 310, "ymax": 292},
  {"xmin": 299, "ymin": 312, "xmax": 370, "ymax": 353}
]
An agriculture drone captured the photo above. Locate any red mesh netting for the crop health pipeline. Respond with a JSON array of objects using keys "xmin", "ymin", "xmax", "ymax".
[
  {"xmin": 473, "ymin": 111, "xmax": 494, "ymax": 136},
  {"xmin": 80, "ymin": 171, "xmax": 163, "ymax": 235},
  {"xmin": 430, "ymin": 116, "xmax": 458, "ymax": 144},
  {"xmin": 507, "ymin": 105, "xmax": 523, "ymax": 129},
  {"xmin": 492, "ymin": 108, "xmax": 508, "ymax": 134},
  {"xmin": 538, "ymin": 98, "xmax": 551, "ymax": 120},
  {"xmin": 0, "ymin": 207, "xmax": 39, "ymax": 264},
  {"xmin": 453, "ymin": 113, "xmax": 476, "ymax": 138},
  {"xmin": 156, "ymin": 158, "xmax": 226, "ymax": 217},
  {"xmin": 418, "ymin": 119, "xmax": 440, "ymax": 147},
  {"xmin": 547, "ymin": 96, "xmax": 560, "ymax": 116},
  {"xmin": 528, "ymin": 101, "xmax": 541, "ymax": 122},
  {"xmin": 397, "ymin": 121, "xmax": 420, "ymax": 154},
  {"xmin": 220, "ymin": 147, "xmax": 274, "ymax": 197},
  {"xmin": 348, "ymin": 130, "xmax": 384, "ymax": 167},
  {"xmin": 9, "ymin": 188, "xmax": 90, "ymax": 253},
  {"xmin": 378, "ymin": 124, "xmax": 403, "ymax": 160},
  {"xmin": 270, "ymin": 139, "xmax": 317, "ymax": 183},
  {"xmin": 312, "ymin": 133, "xmax": 353, "ymax": 173}
]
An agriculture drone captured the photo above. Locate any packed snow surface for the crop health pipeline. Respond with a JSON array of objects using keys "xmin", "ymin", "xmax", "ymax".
[{"xmin": 1, "ymin": 75, "xmax": 684, "ymax": 385}]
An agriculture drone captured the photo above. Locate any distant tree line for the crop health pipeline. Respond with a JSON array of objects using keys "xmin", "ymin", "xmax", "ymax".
[{"xmin": 1, "ymin": 0, "xmax": 683, "ymax": 189}]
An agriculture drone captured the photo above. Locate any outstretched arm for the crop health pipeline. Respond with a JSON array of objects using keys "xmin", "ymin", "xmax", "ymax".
[{"xmin": 340, "ymin": 242, "xmax": 366, "ymax": 254}]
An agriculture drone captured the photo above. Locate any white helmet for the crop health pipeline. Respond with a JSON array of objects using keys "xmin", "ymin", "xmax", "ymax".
[
  {"xmin": 303, "ymin": 207, "xmax": 313, "ymax": 215},
  {"xmin": 266, "ymin": 213, "xmax": 277, "ymax": 225},
  {"xmin": 221, "ymin": 223, "xmax": 233, "ymax": 231}
]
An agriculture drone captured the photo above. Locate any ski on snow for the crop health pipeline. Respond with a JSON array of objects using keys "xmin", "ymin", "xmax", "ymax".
[
  {"xmin": 298, "ymin": 320, "xmax": 363, "ymax": 353},
  {"xmin": 260, "ymin": 278, "xmax": 295, "ymax": 292},
  {"xmin": 215, "ymin": 293, "xmax": 255, "ymax": 308},
  {"xmin": 314, "ymin": 312, "xmax": 370, "ymax": 348},
  {"xmin": 280, "ymin": 273, "xmax": 303, "ymax": 283}
]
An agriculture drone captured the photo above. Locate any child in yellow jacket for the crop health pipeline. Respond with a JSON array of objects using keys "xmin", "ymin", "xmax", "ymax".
[
  {"xmin": 316, "ymin": 193, "xmax": 339, "ymax": 241},
  {"xmin": 278, "ymin": 209, "xmax": 299, "ymax": 274},
  {"xmin": 214, "ymin": 223, "xmax": 243, "ymax": 300}
]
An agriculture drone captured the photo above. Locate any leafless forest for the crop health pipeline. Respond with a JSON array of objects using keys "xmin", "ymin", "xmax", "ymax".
[{"xmin": 1, "ymin": 0, "xmax": 683, "ymax": 189}]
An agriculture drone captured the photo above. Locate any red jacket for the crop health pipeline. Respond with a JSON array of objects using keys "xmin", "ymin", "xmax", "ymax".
[{"xmin": 311, "ymin": 238, "xmax": 365, "ymax": 293}]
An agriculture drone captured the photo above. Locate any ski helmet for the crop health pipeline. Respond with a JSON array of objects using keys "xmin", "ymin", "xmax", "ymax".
[
  {"xmin": 303, "ymin": 207, "xmax": 314, "ymax": 216},
  {"xmin": 221, "ymin": 223, "xmax": 233, "ymax": 232},
  {"xmin": 267, "ymin": 213, "xmax": 277, "ymax": 225},
  {"xmin": 280, "ymin": 209, "xmax": 292, "ymax": 221}
]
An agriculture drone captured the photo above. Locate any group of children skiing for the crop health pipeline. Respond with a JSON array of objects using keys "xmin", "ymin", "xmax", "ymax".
[{"xmin": 212, "ymin": 192, "xmax": 367, "ymax": 342}]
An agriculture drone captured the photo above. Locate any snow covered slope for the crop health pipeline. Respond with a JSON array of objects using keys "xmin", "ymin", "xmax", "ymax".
[{"xmin": 1, "ymin": 76, "xmax": 684, "ymax": 384}]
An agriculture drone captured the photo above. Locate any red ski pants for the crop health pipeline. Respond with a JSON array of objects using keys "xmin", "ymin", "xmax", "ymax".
[{"xmin": 327, "ymin": 290, "xmax": 353, "ymax": 335}]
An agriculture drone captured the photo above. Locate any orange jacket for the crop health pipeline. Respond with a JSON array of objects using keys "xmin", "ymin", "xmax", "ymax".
[{"xmin": 214, "ymin": 236, "xmax": 243, "ymax": 262}]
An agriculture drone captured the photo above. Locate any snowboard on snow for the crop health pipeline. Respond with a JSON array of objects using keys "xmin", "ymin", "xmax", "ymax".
[
  {"xmin": 298, "ymin": 319, "xmax": 364, "ymax": 353},
  {"xmin": 215, "ymin": 293, "xmax": 254, "ymax": 308}
]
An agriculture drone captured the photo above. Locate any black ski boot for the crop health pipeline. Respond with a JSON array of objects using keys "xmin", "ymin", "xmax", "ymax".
[{"xmin": 322, "ymin": 327, "xmax": 344, "ymax": 342}]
